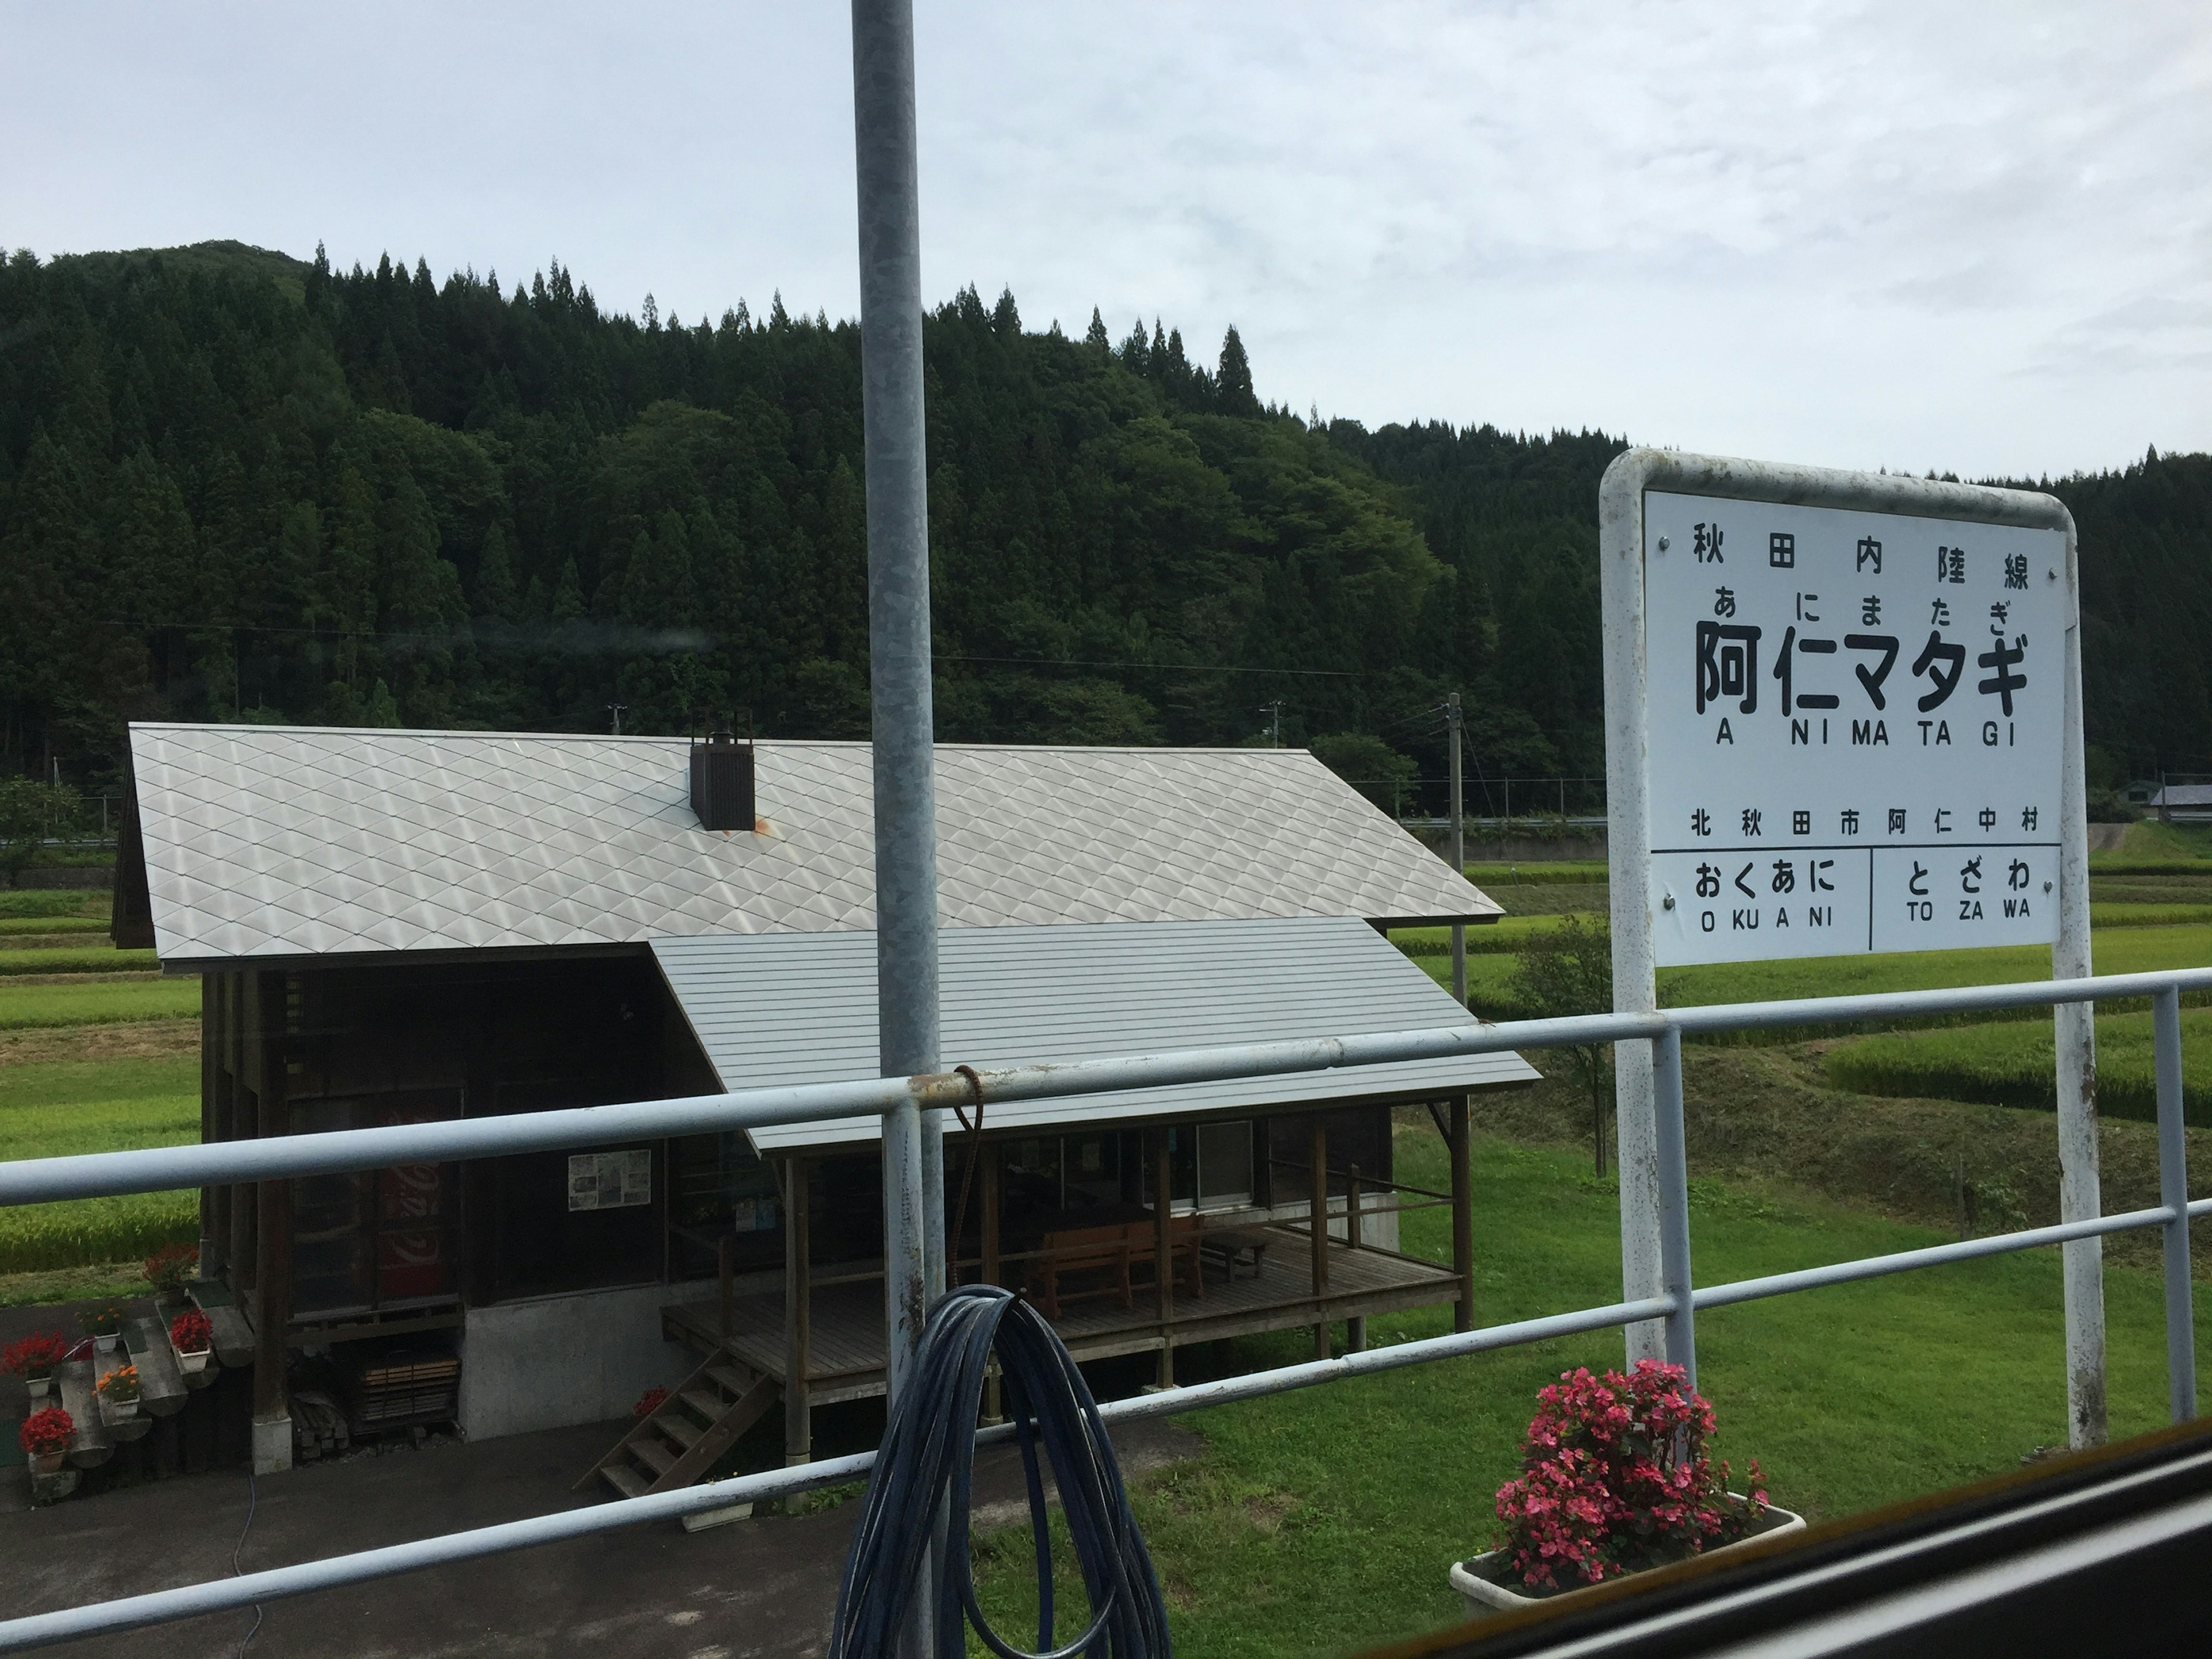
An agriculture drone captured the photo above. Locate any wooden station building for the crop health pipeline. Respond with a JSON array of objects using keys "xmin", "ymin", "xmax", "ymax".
[{"xmin": 111, "ymin": 723, "xmax": 1535, "ymax": 1486}]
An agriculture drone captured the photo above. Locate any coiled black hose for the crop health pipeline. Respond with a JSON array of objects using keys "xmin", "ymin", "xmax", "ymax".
[{"xmin": 829, "ymin": 1283, "xmax": 1171, "ymax": 1659}]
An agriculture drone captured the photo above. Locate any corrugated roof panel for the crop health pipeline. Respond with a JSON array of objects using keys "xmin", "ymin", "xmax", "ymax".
[
  {"xmin": 130, "ymin": 726, "xmax": 1501, "ymax": 964},
  {"xmin": 652, "ymin": 915, "xmax": 1539, "ymax": 1153}
]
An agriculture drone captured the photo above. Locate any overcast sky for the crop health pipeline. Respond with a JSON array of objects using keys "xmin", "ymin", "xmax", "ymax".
[{"xmin": 5, "ymin": 2, "xmax": 2207, "ymax": 479}]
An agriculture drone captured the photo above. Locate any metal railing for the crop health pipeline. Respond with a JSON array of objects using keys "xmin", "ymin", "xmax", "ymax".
[{"xmin": 3, "ymin": 966, "xmax": 2211, "ymax": 1649}]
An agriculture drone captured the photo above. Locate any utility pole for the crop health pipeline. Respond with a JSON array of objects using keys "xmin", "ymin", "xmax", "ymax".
[
  {"xmin": 1447, "ymin": 693, "xmax": 1466, "ymax": 1007},
  {"xmin": 606, "ymin": 703, "xmax": 627, "ymax": 736},
  {"xmin": 1259, "ymin": 700, "xmax": 1283, "ymax": 748}
]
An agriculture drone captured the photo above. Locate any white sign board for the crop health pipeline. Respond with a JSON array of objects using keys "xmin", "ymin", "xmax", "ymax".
[
  {"xmin": 1642, "ymin": 491, "xmax": 2070, "ymax": 965},
  {"xmin": 567, "ymin": 1149, "xmax": 653, "ymax": 1212}
]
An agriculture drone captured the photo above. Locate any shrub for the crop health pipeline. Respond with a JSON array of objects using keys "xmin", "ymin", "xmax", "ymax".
[
  {"xmin": 1493, "ymin": 1359, "xmax": 1766, "ymax": 1591},
  {"xmin": 2, "ymin": 1331, "xmax": 69, "ymax": 1379},
  {"xmin": 20, "ymin": 1406, "xmax": 73, "ymax": 1458},
  {"xmin": 142, "ymin": 1241, "xmax": 199, "ymax": 1297},
  {"xmin": 169, "ymin": 1309, "xmax": 213, "ymax": 1354}
]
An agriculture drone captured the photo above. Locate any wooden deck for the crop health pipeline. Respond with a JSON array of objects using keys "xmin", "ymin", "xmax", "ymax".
[{"xmin": 662, "ymin": 1226, "xmax": 1458, "ymax": 1406}]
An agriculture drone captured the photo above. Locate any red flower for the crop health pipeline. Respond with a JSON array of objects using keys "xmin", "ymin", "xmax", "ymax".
[
  {"xmin": 632, "ymin": 1386, "xmax": 671, "ymax": 1419},
  {"xmin": 169, "ymin": 1309, "xmax": 214, "ymax": 1354},
  {"xmin": 20, "ymin": 1406, "xmax": 74, "ymax": 1458},
  {"xmin": 1493, "ymin": 1359, "xmax": 1768, "ymax": 1590},
  {"xmin": 2, "ymin": 1331, "xmax": 69, "ymax": 1378}
]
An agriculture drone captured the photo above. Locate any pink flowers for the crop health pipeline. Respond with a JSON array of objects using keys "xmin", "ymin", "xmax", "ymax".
[{"xmin": 1493, "ymin": 1359, "xmax": 1767, "ymax": 1590}]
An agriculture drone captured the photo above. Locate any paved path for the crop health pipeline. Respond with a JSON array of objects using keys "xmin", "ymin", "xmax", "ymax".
[{"xmin": 1, "ymin": 1415, "xmax": 1200, "ymax": 1657}]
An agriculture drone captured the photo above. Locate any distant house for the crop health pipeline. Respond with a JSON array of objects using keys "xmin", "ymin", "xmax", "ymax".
[
  {"xmin": 114, "ymin": 724, "xmax": 1532, "ymax": 1487},
  {"xmin": 2149, "ymin": 784, "xmax": 2212, "ymax": 825}
]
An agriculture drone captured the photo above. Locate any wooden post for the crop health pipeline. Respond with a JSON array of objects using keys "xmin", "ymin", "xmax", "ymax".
[
  {"xmin": 1346, "ymin": 1161, "xmax": 1365, "ymax": 1353},
  {"xmin": 980, "ymin": 1143, "xmax": 1001, "ymax": 1287},
  {"xmin": 981, "ymin": 1143, "xmax": 1003, "ymax": 1422},
  {"xmin": 226, "ymin": 976, "xmax": 255, "ymax": 1291},
  {"xmin": 200, "ymin": 974, "xmax": 221, "ymax": 1277},
  {"xmin": 1153, "ymin": 1130, "xmax": 1175, "ymax": 1388},
  {"xmin": 1310, "ymin": 1116, "xmax": 1330, "ymax": 1361},
  {"xmin": 719, "ymin": 1234, "xmax": 734, "ymax": 1339},
  {"xmin": 250, "ymin": 975, "xmax": 291, "ymax": 1472},
  {"xmin": 784, "ymin": 1157, "xmax": 812, "ymax": 1465},
  {"xmin": 1452, "ymin": 1096, "xmax": 1474, "ymax": 1334}
]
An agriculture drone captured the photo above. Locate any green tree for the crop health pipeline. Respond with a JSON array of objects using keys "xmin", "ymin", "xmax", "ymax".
[{"xmin": 1508, "ymin": 916, "xmax": 1616, "ymax": 1175}]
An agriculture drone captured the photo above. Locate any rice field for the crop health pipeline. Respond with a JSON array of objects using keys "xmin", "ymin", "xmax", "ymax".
[{"xmin": 0, "ymin": 1052, "xmax": 200, "ymax": 1272}]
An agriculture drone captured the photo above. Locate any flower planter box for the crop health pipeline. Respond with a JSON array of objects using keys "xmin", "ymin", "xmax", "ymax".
[
  {"xmin": 26, "ymin": 1376, "xmax": 52, "ymax": 1402},
  {"xmin": 174, "ymin": 1347, "xmax": 211, "ymax": 1376},
  {"xmin": 29, "ymin": 1450, "xmax": 67, "ymax": 1476},
  {"xmin": 1451, "ymin": 1500, "xmax": 1805, "ymax": 1618},
  {"xmin": 100, "ymin": 1395, "xmax": 142, "ymax": 1424},
  {"xmin": 92, "ymin": 1333, "xmax": 120, "ymax": 1357}
]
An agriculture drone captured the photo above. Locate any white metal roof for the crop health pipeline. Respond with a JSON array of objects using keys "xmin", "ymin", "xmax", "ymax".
[
  {"xmin": 653, "ymin": 915, "xmax": 1539, "ymax": 1152},
  {"xmin": 126, "ymin": 724, "xmax": 1501, "ymax": 966}
]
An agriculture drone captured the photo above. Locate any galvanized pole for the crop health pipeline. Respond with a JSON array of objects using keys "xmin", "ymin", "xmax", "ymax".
[
  {"xmin": 1448, "ymin": 693, "xmax": 1467, "ymax": 1007},
  {"xmin": 1651, "ymin": 1027, "xmax": 1696, "ymax": 1390},
  {"xmin": 2052, "ymin": 514, "xmax": 2106, "ymax": 1448},
  {"xmin": 2153, "ymin": 986, "xmax": 2196, "ymax": 1422},
  {"xmin": 1597, "ymin": 460, "xmax": 1664, "ymax": 1364},
  {"xmin": 851, "ymin": 0, "xmax": 943, "ymax": 1395}
]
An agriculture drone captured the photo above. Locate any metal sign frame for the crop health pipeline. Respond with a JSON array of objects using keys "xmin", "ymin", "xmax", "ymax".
[{"xmin": 1597, "ymin": 448, "xmax": 2105, "ymax": 1448}]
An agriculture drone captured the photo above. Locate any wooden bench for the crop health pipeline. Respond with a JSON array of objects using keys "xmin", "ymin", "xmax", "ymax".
[
  {"xmin": 1023, "ymin": 1217, "xmax": 1207, "ymax": 1319},
  {"xmin": 1024, "ymin": 1224, "xmax": 1134, "ymax": 1318},
  {"xmin": 1199, "ymin": 1227, "xmax": 1272, "ymax": 1282}
]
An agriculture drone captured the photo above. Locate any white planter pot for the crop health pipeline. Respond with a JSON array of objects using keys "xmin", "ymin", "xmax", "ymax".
[
  {"xmin": 26, "ymin": 1375, "xmax": 52, "ymax": 1400},
  {"xmin": 1451, "ymin": 1501, "xmax": 1805, "ymax": 1617},
  {"xmin": 101, "ymin": 1395, "xmax": 142, "ymax": 1422},
  {"xmin": 93, "ymin": 1333, "xmax": 120, "ymax": 1356},
  {"xmin": 176, "ymin": 1347, "xmax": 211, "ymax": 1375}
]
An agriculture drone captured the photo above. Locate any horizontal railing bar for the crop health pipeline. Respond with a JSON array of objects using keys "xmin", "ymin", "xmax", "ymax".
[
  {"xmin": 10, "ymin": 1149, "xmax": 2198, "ymax": 1653},
  {"xmin": 0, "ymin": 1294, "xmax": 1675, "ymax": 1652},
  {"xmin": 10, "ymin": 967, "xmax": 2212, "ymax": 1209},
  {"xmin": 1694, "ymin": 1205, "xmax": 2181, "ymax": 1310}
]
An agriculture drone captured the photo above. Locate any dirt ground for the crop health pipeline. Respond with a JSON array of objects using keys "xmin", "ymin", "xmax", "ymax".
[{"xmin": 0, "ymin": 1414, "xmax": 1202, "ymax": 1657}]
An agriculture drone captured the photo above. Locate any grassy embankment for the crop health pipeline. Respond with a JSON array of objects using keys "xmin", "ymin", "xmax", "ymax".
[{"xmin": 0, "ymin": 889, "xmax": 199, "ymax": 1300}]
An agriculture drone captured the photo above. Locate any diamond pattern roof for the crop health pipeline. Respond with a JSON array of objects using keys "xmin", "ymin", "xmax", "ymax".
[
  {"xmin": 654, "ymin": 917, "xmax": 1539, "ymax": 1152},
  {"xmin": 128, "ymin": 724, "xmax": 1500, "ymax": 965}
]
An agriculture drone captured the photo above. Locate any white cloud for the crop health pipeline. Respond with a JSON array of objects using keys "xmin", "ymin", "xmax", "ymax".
[{"xmin": 2, "ymin": 0, "xmax": 2206, "ymax": 476}]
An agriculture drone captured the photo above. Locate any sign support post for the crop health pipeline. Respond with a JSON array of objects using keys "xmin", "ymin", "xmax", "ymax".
[{"xmin": 1599, "ymin": 450, "xmax": 2100, "ymax": 1441}]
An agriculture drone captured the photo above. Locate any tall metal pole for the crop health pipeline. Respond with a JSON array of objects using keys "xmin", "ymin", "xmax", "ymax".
[
  {"xmin": 1447, "ymin": 693, "xmax": 1467, "ymax": 1007},
  {"xmin": 1597, "ymin": 461, "xmax": 1664, "ymax": 1364},
  {"xmin": 2053, "ymin": 513, "xmax": 2106, "ymax": 1448},
  {"xmin": 2153, "ymin": 986, "xmax": 2196, "ymax": 1423},
  {"xmin": 851, "ymin": 0, "xmax": 943, "ymax": 1399}
]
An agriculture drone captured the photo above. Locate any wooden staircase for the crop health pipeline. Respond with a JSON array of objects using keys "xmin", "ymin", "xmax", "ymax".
[{"xmin": 575, "ymin": 1346, "xmax": 780, "ymax": 1501}]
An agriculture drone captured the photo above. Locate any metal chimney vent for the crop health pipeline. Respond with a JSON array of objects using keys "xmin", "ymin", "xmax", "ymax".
[{"xmin": 690, "ymin": 730, "xmax": 755, "ymax": 832}]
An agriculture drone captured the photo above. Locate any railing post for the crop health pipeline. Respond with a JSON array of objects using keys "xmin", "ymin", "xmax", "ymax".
[
  {"xmin": 2155, "ymin": 987, "xmax": 2196, "ymax": 1422},
  {"xmin": 1652, "ymin": 1025, "xmax": 1696, "ymax": 1391}
]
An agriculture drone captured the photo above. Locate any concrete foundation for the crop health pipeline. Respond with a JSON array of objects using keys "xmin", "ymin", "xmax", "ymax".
[
  {"xmin": 251, "ymin": 1411, "xmax": 293, "ymax": 1475},
  {"xmin": 457, "ymin": 1274, "xmax": 766, "ymax": 1442}
]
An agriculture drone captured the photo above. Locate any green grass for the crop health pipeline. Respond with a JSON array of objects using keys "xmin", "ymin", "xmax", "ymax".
[
  {"xmin": 967, "ymin": 1128, "xmax": 2209, "ymax": 1656},
  {"xmin": 0, "ymin": 915, "xmax": 109, "ymax": 938},
  {"xmin": 0, "ymin": 978, "xmax": 201, "ymax": 1029},
  {"xmin": 0, "ymin": 1054, "xmax": 199, "ymax": 1272},
  {"xmin": 0, "ymin": 944, "xmax": 159, "ymax": 975},
  {"xmin": 2091, "ymin": 904, "xmax": 2212, "ymax": 929},
  {"xmin": 1827, "ymin": 1006, "xmax": 2212, "ymax": 1124},
  {"xmin": 1407, "ymin": 921, "xmax": 2212, "ymax": 1025},
  {"xmin": 1392, "ymin": 916, "xmax": 1593, "ymax": 957},
  {"xmin": 0, "ymin": 890, "xmax": 104, "ymax": 920},
  {"xmin": 1463, "ymin": 862, "xmax": 1608, "ymax": 887},
  {"xmin": 2094, "ymin": 821, "xmax": 2212, "ymax": 867}
]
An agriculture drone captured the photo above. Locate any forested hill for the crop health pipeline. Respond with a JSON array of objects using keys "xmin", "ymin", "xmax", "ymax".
[{"xmin": 0, "ymin": 240, "xmax": 2207, "ymax": 805}]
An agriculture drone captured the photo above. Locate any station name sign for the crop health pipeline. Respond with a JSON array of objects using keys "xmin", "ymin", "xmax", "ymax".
[{"xmin": 1643, "ymin": 490, "xmax": 2070, "ymax": 965}]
